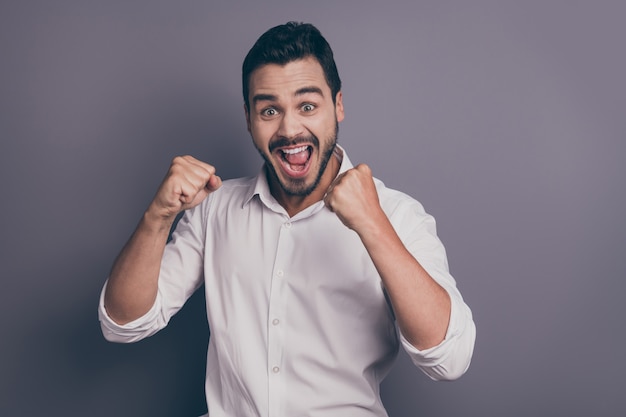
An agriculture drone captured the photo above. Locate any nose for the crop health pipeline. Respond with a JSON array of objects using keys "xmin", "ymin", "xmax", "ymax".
[{"xmin": 277, "ymin": 110, "xmax": 304, "ymax": 139}]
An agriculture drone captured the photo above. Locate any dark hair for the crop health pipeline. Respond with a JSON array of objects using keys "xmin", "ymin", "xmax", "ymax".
[{"xmin": 242, "ymin": 22, "xmax": 342, "ymax": 109}]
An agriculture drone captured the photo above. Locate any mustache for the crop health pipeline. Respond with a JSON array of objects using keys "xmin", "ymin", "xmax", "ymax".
[{"xmin": 268, "ymin": 135, "xmax": 319, "ymax": 153}]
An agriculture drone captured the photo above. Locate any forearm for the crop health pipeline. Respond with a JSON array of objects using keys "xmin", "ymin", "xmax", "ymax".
[
  {"xmin": 103, "ymin": 156, "xmax": 220, "ymax": 325},
  {"xmin": 357, "ymin": 213, "xmax": 451, "ymax": 350},
  {"xmin": 104, "ymin": 208, "xmax": 174, "ymax": 325}
]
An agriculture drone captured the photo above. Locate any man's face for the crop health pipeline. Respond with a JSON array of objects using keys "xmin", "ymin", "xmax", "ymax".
[{"xmin": 245, "ymin": 57, "xmax": 344, "ymax": 197}]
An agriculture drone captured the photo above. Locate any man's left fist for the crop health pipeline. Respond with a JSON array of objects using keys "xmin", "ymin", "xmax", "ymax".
[{"xmin": 324, "ymin": 163, "xmax": 386, "ymax": 234}]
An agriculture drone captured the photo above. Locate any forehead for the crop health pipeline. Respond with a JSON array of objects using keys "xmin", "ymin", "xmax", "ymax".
[{"xmin": 248, "ymin": 57, "xmax": 330, "ymax": 98}]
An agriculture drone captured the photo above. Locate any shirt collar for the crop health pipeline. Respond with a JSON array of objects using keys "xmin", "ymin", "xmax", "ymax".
[{"xmin": 242, "ymin": 144, "xmax": 353, "ymax": 210}]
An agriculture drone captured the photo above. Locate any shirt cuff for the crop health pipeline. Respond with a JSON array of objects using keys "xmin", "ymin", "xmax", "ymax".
[
  {"xmin": 399, "ymin": 289, "xmax": 475, "ymax": 380},
  {"xmin": 98, "ymin": 280, "xmax": 164, "ymax": 343}
]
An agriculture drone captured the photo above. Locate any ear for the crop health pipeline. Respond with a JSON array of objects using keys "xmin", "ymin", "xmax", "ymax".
[
  {"xmin": 244, "ymin": 103, "xmax": 251, "ymax": 133},
  {"xmin": 334, "ymin": 91, "xmax": 345, "ymax": 122}
]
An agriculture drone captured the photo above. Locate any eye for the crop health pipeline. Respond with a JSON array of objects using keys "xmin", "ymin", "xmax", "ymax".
[
  {"xmin": 301, "ymin": 103, "xmax": 316, "ymax": 112},
  {"xmin": 261, "ymin": 107, "xmax": 278, "ymax": 117}
]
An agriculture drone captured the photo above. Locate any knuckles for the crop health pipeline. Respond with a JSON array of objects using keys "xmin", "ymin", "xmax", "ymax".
[
  {"xmin": 169, "ymin": 155, "xmax": 215, "ymax": 178},
  {"xmin": 354, "ymin": 163, "xmax": 372, "ymax": 176},
  {"xmin": 171, "ymin": 155, "xmax": 186, "ymax": 164},
  {"xmin": 171, "ymin": 155, "xmax": 193, "ymax": 168}
]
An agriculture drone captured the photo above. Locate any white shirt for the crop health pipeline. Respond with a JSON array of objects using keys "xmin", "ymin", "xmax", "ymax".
[{"xmin": 99, "ymin": 147, "xmax": 475, "ymax": 417}]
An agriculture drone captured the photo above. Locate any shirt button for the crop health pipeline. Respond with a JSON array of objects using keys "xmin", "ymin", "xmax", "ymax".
[
  {"xmin": 272, "ymin": 366, "xmax": 280, "ymax": 373},
  {"xmin": 276, "ymin": 270, "xmax": 284, "ymax": 277},
  {"xmin": 272, "ymin": 318, "xmax": 280, "ymax": 325},
  {"xmin": 285, "ymin": 222, "xmax": 292, "ymax": 229}
]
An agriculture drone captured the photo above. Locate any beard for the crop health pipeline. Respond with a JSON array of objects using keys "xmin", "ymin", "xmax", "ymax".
[{"xmin": 256, "ymin": 123, "xmax": 338, "ymax": 197}]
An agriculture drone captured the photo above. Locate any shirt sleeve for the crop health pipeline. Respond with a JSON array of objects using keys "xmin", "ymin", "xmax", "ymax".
[
  {"xmin": 98, "ymin": 201, "xmax": 208, "ymax": 343},
  {"xmin": 98, "ymin": 280, "xmax": 166, "ymax": 343},
  {"xmin": 398, "ymin": 288, "xmax": 476, "ymax": 381},
  {"xmin": 386, "ymin": 191, "xmax": 476, "ymax": 381}
]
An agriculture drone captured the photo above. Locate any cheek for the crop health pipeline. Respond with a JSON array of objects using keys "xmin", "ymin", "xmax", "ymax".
[
  {"xmin": 250, "ymin": 125, "xmax": 272, "ymax": 148},
  {"xmin": 318, "ymin": 115, "xmax": 337, "ymax": 138}
]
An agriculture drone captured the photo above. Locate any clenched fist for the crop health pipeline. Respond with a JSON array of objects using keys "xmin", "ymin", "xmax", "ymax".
[
  {"xmin": 324, "ymin": 163, "xmax": 387, "ymax": 235},
  {"xmin": 149, "ymin": 155, "xmax": 222, "ymax": 221}
]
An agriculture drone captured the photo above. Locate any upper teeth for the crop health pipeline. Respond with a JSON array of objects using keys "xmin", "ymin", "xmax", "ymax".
[{"xmin": 282, "ymin": 146, "xmax": 308, "ymax": 155}]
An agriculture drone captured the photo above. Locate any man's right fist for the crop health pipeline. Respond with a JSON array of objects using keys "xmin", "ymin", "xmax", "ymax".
[{"xmin": 149, "ymin": 155, "xmax": 222, "ymax": 220}]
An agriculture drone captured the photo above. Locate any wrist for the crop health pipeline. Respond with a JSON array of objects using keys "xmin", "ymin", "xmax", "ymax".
[
  {"xmin": 354, "ymin": 208, "xmax": 391, "ymax": 243},
  {"xmin": 142, "ymin": 204, "xmax": 178, "ymax": 234}
]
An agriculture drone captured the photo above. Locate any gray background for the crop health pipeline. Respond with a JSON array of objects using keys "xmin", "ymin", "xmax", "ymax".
[{"xmin": 1, "ymin": 1, "xmax": 625, "ymax": 416}]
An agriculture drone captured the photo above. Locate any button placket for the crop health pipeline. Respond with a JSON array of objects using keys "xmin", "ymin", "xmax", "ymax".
[{"xmin": 267, "ymin": 218, "xmax": 294, "ymax": 416}]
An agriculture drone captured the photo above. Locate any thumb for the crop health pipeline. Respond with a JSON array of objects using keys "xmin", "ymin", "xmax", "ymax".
[{"xmin": 206, "ymin": 175, "xmax": 222, "ymax": 192}]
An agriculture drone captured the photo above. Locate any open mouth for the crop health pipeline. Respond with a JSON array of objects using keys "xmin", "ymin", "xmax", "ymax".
[{"xmin": 276, "ymin": 145, "xmax": 313, "ymax": 178}]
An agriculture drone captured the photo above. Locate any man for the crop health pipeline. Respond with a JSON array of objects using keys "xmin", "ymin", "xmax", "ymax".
[{"xmin": 99, "ymin": 22, "xmax": 476, "ymax": 416}]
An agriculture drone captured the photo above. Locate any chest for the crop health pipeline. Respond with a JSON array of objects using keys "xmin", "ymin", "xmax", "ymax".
[{"xmin": 202, "ymin": 203, "xmax": 390, "ymax": 326}]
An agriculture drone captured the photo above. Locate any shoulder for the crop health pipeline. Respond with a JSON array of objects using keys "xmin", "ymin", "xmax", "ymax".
[
  {"xmin": 207, "ymin": 176, "xmax": 256, "ymax": 207},
  {"xmin": 373, "ymin": 178, "xmax": 446, "ymax": 260},
  {"xmin": 214, "ymin": 176, "xmax": 257, "ymax": 195},
  {"xmin": 373, "ymin": 177, "xmax": 440, "ymax": 242},
  {"xmin": 185, "ymin": 175, "xmax": 257, "ymax": 221},
  {"xmin": 374, "ymin": 177, "xmax": 428, "ymax": 220}
]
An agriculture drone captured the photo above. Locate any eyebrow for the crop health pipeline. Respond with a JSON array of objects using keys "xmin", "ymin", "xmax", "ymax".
[
  {"xmin": 251, "ymin": 93, "xmax": 277, "ymax": 105},
  {"xmin": 295, "ymin": 86, "xmax": 324, "ymax": 97},
  {"xmin": 251, "ymin": 86, "xmax": 325, "ymax": 106}
]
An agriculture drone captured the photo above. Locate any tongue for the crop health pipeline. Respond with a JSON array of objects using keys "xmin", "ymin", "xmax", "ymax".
[{"xmin": 284, "ymin": 149, "xmax": 309, "ymax": 165}]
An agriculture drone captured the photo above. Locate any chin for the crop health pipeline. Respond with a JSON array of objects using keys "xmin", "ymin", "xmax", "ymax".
[{"xmin": 275, "ymin": 167, "xmax": 320, "ymax": 197}]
